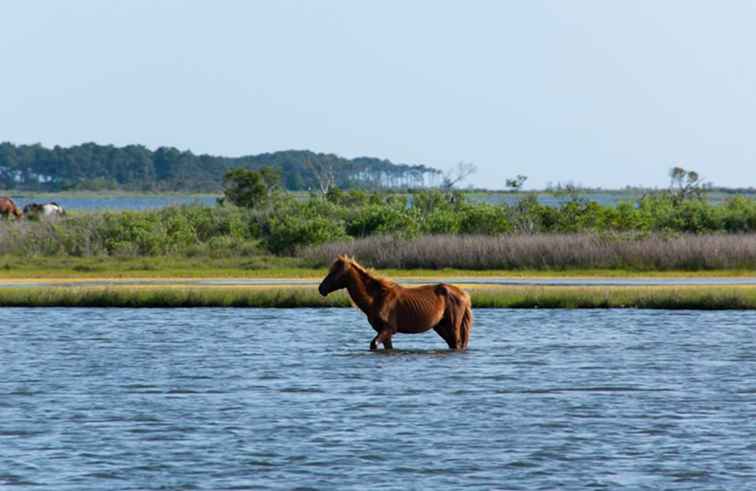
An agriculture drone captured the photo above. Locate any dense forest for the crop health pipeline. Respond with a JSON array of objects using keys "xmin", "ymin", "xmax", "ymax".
[{"xmin": 0, "ymin": 142, "xmax": 442, "ymax": 192}]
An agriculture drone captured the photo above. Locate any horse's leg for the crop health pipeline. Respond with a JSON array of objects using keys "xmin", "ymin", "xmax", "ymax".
[
  {"xmin": 368, "ymin": 316, "xmax": 395, "ymax": 350},
  {"xmin": 383, "ymin": 337, "xmax": 393, "ymax": 350},
  {"xmin": 434, "ymin": 290, "xmax": 468, "ymax": 350},
  {"xmin": 368, "ymin": 317, "xmax": 382, "ymax": 350},
  {"xmin": 369, "ymin": 330, "xmax": 394, "ymax": 350},
  {"xmin": 433, "ymin": 318, "xmax": 457, "ymax": 350},
  {"xmin": 378, "ymin": 330, "xmax": 393, "ymax": 350}
]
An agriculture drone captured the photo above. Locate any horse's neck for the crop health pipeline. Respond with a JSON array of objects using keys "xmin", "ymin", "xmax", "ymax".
[{"xmin": 346, "ymin": 266, "xmax": 380, "ymax": 314}]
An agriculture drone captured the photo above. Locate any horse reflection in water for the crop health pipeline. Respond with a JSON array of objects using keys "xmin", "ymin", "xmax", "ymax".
[{"xmin": 318, "ymin": 255, "xmax": 473, "ymax": 351}]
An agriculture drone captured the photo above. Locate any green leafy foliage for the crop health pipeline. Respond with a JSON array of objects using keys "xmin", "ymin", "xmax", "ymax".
[
  {"xmin": 223, "ymin": 167, "xmax": 281, "ymax": 209},
  {"xmin": 1, "ymin": 189, "xmax": 756, "ymax": 259},
  {"xmin": 267, "ymin": 215, "xmax": 348, "ymax": 255}
]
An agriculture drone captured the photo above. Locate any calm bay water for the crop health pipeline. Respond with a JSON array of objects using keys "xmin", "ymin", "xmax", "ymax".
[
  {"xmin": 2, "ymin": 308, "xmax": 755, "ymax": 490},
  {"xmin": 9, "ymin": 191, "xmax": 756, "ymax": 212},
  {"xmin": 11, "ymin": 195, "xmax": 218, "ymax": 212}
]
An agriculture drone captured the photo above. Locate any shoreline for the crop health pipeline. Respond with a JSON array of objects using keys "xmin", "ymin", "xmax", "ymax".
[{"xmin": 1, "ymin": 284, "xmax": 754, "ymax": 309}]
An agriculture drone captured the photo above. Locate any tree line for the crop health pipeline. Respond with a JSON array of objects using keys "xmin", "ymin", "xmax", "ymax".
[{"xmin": 0, "ymin": 142, "xmax": 442, "ymax": 192}]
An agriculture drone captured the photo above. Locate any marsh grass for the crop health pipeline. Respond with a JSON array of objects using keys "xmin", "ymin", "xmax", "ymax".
[
  {"xmin": 0, "ymin": 255, "xmax": 311, "ymax": 278},
  {"xmin": 1, "ymin": 285, "xmax": 754, "ymax": 309},
  {"xmin": 0, "ymin": 287, "xmax": 350, "ymax": 308},
  {"xmin": 470, "ymin": 286, "xmax": 756, "ymax": 309},
  {"xmin": 303, "ymin": 233, "xmax": 756, "ymax": 271}
]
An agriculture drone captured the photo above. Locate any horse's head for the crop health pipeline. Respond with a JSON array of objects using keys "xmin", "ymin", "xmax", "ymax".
[{"xmin": 319, "ymin": 255, "xmax": 352, "ymax": 296}]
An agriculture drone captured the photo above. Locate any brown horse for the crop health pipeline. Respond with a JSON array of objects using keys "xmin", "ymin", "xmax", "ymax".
[
  {"xmin": 318, "ymin": 256, "xmax": 473, "ymax": 351},
  {"xmin": 0, "ymin": 197, "xmax": 21, "ymax": 220}
]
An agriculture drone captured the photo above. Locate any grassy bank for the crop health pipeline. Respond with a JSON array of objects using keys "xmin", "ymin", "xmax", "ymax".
[
  {"xmin": 1, "ymin": 285, "xmax": 754, "ymax": 309},
  {"xmin": 0, "ymin": 255, "xmax": 754, "ymax": 279},
  {"xmin": 0, "ymin": 256, "xmax": 311, "ymax": 278}
]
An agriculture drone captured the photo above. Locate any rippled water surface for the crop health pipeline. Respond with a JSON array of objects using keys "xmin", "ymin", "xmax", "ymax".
[{"xmin": 2, "ymin": 308, "xmax": 756, "ymax": 490}]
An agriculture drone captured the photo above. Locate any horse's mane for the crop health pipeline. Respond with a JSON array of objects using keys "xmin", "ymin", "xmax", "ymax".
[{"xmin": 339, "ymin": 255, "xmax": 397, "ymax": 290}]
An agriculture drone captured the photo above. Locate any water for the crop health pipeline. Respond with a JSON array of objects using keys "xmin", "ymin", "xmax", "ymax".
[
  {"xmin": 8, "ymin": 190, "xmax": 756, "ymax": 212},
  {"xmin": 10, "ymin": 194, "xmax": 218, "ymax": 212},
  {"xmin": 2, "ymin": 308, "xmax": 755, "ymax": 490}
]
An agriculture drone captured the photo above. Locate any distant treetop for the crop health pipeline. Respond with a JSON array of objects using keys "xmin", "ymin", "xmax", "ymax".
[{"xmin": 0, "ymin": 142, "xmax": 442, "ymax": 192}]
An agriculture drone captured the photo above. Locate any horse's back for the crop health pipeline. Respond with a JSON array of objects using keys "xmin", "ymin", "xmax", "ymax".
[
  {"xmin": 41, "ymin": 203, "xmax": 64, "ymax": 217},
  {"xmin": 391, "ymin": 283, "xmax": 471, "ymax": 333},
  {"xmin": 434, "ymin": 283, "xmax": 469, "ymax": 299},
  {"xmin": 390, "ymin": 284, "xmax": 446, "ymax": 333}
]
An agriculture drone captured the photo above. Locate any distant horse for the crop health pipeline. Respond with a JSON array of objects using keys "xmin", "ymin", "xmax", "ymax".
[
  {"xmin": 318, "ymin": 255, "xmax": 473, "ymax": 351},
  {"xmin": 23, "ymin": 202, "xmax": 65, "ymax": 220},
  {"xmin": 0, "ymin": 197, "xmax": 22, "ymax": 220}
]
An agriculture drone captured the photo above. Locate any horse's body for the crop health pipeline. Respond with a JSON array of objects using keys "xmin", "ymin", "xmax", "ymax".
[
  {"xmin": 318, "ymin": 256, "xmax": 473, "ymax": 351},
  {"xmin": 23, "ymin": 202, "xmax": 65, "ymax": 219},
  {"xmin": 0, "ymin": 197, "xmax": 21, "ymax": 219}
]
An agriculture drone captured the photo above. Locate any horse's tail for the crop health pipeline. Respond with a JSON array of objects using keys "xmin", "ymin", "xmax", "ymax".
[
  {"xmin": 458, "ymin": 292, "xmax": 473, "ymax": 350},
  {"xmin": 455, "ymin": 292, "xmax": 473, "ymax": 350},
  {"xmin": 439, "ymin": 285, "xmax": 473, "ymax": 350}
]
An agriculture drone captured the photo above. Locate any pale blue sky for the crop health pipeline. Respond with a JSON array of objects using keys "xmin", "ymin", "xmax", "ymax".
[{"xmin": 1, "ymin": 1, "xmax": 755, "ymax": 189}]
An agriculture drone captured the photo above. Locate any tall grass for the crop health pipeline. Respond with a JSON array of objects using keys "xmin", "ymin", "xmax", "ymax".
[
  {"xmin": 302, "ymin": 233, "xmax": 756, "ymax": 271},
  {"xmin": 0, "ymin": 286, "xmax": 754, "ymax": 309},
  {"xmin": 0, "ymin": 287, "xmax": 349, "ymax": 308}
]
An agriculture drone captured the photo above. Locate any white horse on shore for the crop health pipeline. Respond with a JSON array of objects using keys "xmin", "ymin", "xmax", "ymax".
[{"xmin": 22, "ymin": 202, "xmax": 66, "ymax": 220}]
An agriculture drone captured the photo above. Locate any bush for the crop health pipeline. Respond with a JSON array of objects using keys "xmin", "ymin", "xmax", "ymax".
[
  {"xmin": 345, "ymin": 205, "xmax": 419, "ymax": 238},
  {"xmin": 266, "ymin": 215, "xmax": 348, "ymax": 255},
  {"xmin": 459, "ymin": 204, "xmax": 511, "ymax": 234}
]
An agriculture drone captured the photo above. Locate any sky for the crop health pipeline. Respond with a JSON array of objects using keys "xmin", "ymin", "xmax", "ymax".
[{"xmin": 1, "ymin": 0, "xmax": 755, "ymax": 189}]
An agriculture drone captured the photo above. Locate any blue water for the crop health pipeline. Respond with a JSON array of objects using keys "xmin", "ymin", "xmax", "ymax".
[
  {"xmin": 11, "ymin": 195, "xmax": 218, "ymax": 212},
  {"xmin": 8, "ymin": 191, "xmax": 756, "ymax": 212},
  {"xmin": 2, "ymin": 308, "xmax": 755, "ymax": 489}
]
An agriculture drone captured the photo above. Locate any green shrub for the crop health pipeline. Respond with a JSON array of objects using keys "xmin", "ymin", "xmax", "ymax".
[
  {"xmin": 345, "ymin": 204, "xmax": 418, "ymax": 238},
  {"xmin": 459, "ymin": 204, "xmax": 511, "ymax": 234},
  {"xmin": 722, "ymin": 196, "xmax": 756, "ymax": 232},
  {"xmin": 422, "ymin": 209, "xmax": 461, "ymax": 234},
  {"xmin": 266, "ymin": 215, "xmax": 348, "ymax": 255}
]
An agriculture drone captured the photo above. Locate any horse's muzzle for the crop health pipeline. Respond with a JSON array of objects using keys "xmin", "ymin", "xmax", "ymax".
[{"xmin": 318, "ymin": 283, "xmax": 328, "ymax": 297}]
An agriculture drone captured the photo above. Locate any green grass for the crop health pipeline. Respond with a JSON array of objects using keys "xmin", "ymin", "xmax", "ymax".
[
  {"xmin": 0, "ymin": 287, "xmax": 349, "ymax": 308},
  {"xmin": 1, "ymin": 285, "xmax": 754, "ymax": 309},
  {"xmin": 470, "ymin": 286, "xmax": 756, "ymax": 309},
  {"xmin": 0, "ymin": 255, "xmax": 752, "ymax": 279},
  {"xmin": 0, "ymin": 256, "xmax": 311, "ymax": 278}
]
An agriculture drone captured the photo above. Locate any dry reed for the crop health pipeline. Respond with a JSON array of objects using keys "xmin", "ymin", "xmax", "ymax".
[{"xmin": 301, "ymin": 233, "xmax": 756, "ymax": 271}]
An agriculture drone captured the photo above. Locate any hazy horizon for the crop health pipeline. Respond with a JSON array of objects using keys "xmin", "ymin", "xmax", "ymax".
[{"xmin": 3, "ymin": 1, "xmax": 756, "ymax": 190}]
